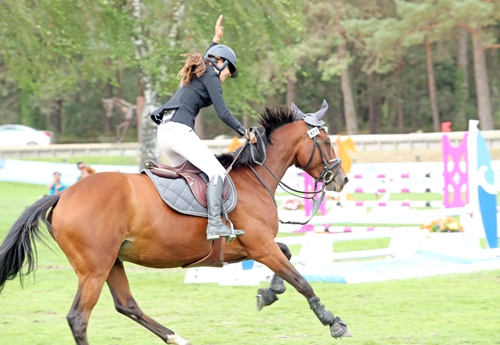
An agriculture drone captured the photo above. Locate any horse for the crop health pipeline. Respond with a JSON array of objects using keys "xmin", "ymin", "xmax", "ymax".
[{"xmin": 0, "ymin": 105, "xmax": 350, "ymax": 345}]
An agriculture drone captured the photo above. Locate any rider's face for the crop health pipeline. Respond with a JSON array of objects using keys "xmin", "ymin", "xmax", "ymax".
[{"xmin": 217, "ymin": 59, "xmax": 232, "ymax": 82}]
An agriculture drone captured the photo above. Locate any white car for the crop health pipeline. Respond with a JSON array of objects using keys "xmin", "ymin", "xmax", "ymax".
[{"xmin": 0, "ymin": 124, "xmax": 55, "ymax": 146}]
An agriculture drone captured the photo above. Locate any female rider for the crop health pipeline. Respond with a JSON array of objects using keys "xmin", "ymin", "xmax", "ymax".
[{"xmin": 151, "ymin": 15, "xmax": 257, "ymax": 242}]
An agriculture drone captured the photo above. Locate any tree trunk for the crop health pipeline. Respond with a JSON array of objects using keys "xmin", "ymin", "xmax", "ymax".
[
  {"xmin": 337, "ymin": 85, "xmax": 345, "ymax": 132},
  {"xmin": 396, "ymin": 60, "xmax": 404, "ymax": 133},
  {"xmin": 325, "ymin": 104, "xmax": 337, "ymax": 135},
  {"xmin": 425, "ymin": 34, "xmax": 440, "ymax": 132},
  {"xmin": 488, "ymin": 48, "xmax": 499, "ymax": 118},
  {"xmin": 116, "ymin": 69, "xmax": 123, "ymax": 100},
  {"xmin": 105, "ymin": 81, "xmax": 113, "ymax": 133},
  {"xmin": 471, "ymin": 28, "xmax": 494, "ymax": 130},
  {"xmin": 367, "ymin": 72, "xmax": 380, "ymax": 134},
  {"xmin": 243, "ymin": 112, "xmax": 249, "ymax": 128},
  {"xmin": 286, "ymin": 75, "xmax": 295, "ymax": 106},
  {"xmin": 131, "ymin": 0, "xmax": 185, "ymax": 167},
  {"xmin": 51, "ymin": 99, "xmax": 63, "ymax": 133},
  {"xmin": 338, "ymin": 33, "xmax": 358, "ymax": 135},
  {"xmin": 455, "ymin": 28, "xmax": 468, "ymax": 129}
]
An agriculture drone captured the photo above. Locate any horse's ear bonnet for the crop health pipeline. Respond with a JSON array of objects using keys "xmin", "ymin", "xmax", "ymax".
[{"xmin": 290, "ymin": 100, "xmax": 328, "ymax": 127}]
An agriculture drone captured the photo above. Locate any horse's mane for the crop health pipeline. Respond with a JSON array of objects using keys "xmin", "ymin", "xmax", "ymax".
[{"xmin": 216, "ymin": 105, "xmax": 297, "ymax": 169}]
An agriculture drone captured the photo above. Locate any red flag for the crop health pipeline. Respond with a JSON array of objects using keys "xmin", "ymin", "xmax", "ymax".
[{"xmin": 441, "ymin": 122, "xmax": 451, "ymax": 132}]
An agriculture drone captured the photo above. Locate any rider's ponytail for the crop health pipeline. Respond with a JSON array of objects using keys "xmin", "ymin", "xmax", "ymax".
[{"xmin": 178, "ymin": 54, "xmax": 206, "ymax": 87}]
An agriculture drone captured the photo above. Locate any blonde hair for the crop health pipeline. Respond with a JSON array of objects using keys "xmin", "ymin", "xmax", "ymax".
[{"xmin": 177, "ymin": 53, "xmax": 207, "ymax": 87}]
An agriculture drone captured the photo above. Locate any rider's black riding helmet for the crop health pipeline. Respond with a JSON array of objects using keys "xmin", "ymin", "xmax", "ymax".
[{"xmin": 204, "ymin": 44, "xmax": 238, "ymax": 78}]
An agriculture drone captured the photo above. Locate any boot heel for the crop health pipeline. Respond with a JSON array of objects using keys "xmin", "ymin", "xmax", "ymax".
[{"xmin": 207, "ymin": 233, "xmax": 221, "ymax": 240}]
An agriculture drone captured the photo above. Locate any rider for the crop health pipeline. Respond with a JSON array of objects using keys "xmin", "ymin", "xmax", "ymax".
[{"xmin": 151, "ymin": 15, "xmax": 257, "ymax": 242}]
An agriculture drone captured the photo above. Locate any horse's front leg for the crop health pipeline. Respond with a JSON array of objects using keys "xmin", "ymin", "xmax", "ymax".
[
  {"xmin": 253, "ymin": 242, "xmax": 352, "ymax": 339},
  {"xmin": 256, "ymin": 242, "xmax": 289, "ymax": 310}
]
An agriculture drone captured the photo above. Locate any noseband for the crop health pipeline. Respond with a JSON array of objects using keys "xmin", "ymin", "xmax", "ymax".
[{"xmin": 239, "ymin": 125, "xmax": 342, "ymax": 225}]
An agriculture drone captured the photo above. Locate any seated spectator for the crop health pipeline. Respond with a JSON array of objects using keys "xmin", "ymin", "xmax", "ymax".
[
  {"xmin": 47, "ymin": 172, "xmax": 66, "ymax": 195},
  {"xmin": 77, "ymin": 161, "xmax": 96, "ymax": 181}
]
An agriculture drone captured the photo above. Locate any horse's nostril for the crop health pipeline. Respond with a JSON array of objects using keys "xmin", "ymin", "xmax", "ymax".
[{"xmin": 344, "ymin": 176, "xmax": 349, "ymax": 184}]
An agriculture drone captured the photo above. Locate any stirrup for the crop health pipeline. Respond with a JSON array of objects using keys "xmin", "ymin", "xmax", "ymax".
[{"xmin": 207, "ymin": 222, "xmax": 244, "ymax": 243}]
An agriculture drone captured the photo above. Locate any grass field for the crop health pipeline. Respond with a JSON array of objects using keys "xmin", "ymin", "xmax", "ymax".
[{"xmin": 1, "ymin": 182, "xmax": 500, "ymax": 345}]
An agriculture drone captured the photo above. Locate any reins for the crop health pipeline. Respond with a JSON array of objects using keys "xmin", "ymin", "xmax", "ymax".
[{"xmin": 237, "ymin": 126, "xmax": 339, "ymax": 226}]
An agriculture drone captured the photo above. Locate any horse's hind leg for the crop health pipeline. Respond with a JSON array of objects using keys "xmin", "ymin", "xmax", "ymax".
[
  {"xmin": 106, "ymin": 260, "xmax": 191, "ymax": 345},
  {"xmin": 256, "ymin": 242, "xmax": 290, "ymax": 310},
  {"xmin": 67, "ymin": 274, "xmax": 108, "ymax": 345}
]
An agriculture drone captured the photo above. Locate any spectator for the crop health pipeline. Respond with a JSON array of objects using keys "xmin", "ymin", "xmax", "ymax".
[
  {"xmin": 77, "ymin": 161, "xmax": 96, "ymax": 181},
  {"xmin": 47, "ymin": 172, "xmax": 66, "ymax": 195}
]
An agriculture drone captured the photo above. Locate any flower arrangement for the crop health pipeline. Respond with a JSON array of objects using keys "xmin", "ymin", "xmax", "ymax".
[
  {"xmin": 420, "ymin": 217, "xmax": 464, "ymax": 233},
  {"xmin": 279, "ymin": 198, "xmax": 304, "ymax": 211}
]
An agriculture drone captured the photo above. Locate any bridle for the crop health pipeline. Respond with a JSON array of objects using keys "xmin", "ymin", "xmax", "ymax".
[
  {"xmin": 298, "ymin": 124, "xmax": 342, "ymax": 188},
  {"xmin": 226, "ymin": 125, "xmax": 342, "ymax": 225}
]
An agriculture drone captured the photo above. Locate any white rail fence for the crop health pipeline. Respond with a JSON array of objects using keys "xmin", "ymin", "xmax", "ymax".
[{"xmin": 2, "ymin": 130, "xmax": 500, "ymax": 159}]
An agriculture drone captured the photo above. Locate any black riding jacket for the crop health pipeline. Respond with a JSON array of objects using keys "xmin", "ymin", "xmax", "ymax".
[{"xmin": 150, "ymin": 42, "xmax": 246, "ymax": 137}]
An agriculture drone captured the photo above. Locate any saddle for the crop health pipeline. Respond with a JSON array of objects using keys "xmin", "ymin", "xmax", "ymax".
[
  {"xmin": 145, "ymin": 160, "xmax": 231, "ymax": 208},
  {"xmin": 144, "ymin": 160, "xmax": 238, "ymax": 268}
]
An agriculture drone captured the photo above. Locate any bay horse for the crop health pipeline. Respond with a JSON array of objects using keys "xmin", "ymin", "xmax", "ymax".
[{"xmin": 0, "ymin": 106, "xmax": 350, "ymax": 344}]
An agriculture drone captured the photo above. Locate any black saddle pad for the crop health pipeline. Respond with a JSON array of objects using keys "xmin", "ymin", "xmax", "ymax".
[{"xmin": 142, "ymin": 169, "xmax": 237, "ymax": 218}]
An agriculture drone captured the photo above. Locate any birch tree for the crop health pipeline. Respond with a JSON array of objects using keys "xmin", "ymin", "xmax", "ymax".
[{"xmin": 130, "ymin": 0, "xmax": 185, "ymax": 166}]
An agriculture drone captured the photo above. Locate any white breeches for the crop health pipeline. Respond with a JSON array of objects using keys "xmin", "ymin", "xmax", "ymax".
[{"xmin": 157, "ymin": 121, "xmax": 226, "ymax": 182}]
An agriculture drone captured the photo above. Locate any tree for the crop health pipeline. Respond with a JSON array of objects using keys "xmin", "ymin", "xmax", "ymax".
[
  {"xmin": 130, "ymin": 0, "xmax": 185, "ymax": 166},
  {"xmin": 305, "ymin": 1, "xmax": 361, "ymax": 135},
  {"xmin": 433, "ymin": 0, "xmax": 500, "ymax": 130},
  {"xmin": 0, "ymin": 0, "xmax": 307, "ymax": 145},
  {"xmin": 0, "ymin": 0, "xmax": 135, "ymax": 134},
  {"xmin": 425, "ymin": 34, "xmax": 441, "ymax": 132}
]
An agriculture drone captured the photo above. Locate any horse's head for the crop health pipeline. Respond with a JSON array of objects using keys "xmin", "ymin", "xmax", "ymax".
[
  {"xmin": 295, "ymin": 122, "xmax": 349, "ymax": 192},
  {"xmin": 291, "ymin": 101, "xmax": 349, "ymax": 193},
  {"xmin": 216, "ymin": 101, "xmax": 349, "ymax": 192}
]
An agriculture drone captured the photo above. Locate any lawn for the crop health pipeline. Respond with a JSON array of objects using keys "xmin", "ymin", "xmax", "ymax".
[{"xmin": 1, "ymin": 182, "xmax": 500, "ymax": 345}]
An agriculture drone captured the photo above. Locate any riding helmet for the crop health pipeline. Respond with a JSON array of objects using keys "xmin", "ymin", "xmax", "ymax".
[{"xmin": 204, "ymin": 44, "xmax": 238, "ymax": 78}]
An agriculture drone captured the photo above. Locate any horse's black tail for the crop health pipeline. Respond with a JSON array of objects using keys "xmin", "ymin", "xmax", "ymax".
[{"xmin": 0, "ymin": 194, "xmax": 60, "ymax": 293}]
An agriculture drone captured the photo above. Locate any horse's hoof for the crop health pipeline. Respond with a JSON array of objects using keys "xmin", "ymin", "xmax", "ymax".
[
  {"xmin": 256, "ymin": 288, "xmax": 278, "ymax": 311},
  {"xmin": 256, "ymin": 293, "xmax": 265, "ymax": 311},
  {"xmin": 330, "ymin": 317, "xmax": 352, "ymax": 339}
]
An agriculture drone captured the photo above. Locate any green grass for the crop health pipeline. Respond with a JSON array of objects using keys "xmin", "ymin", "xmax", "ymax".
[{"xmin": 1, "ymin": 182, "xmax": 500, "ymax": 345}]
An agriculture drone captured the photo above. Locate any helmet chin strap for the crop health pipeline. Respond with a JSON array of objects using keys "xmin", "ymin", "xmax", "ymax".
[{"xmin": 207, "ymin": 57, "xmax": 228, "ymax": 79}]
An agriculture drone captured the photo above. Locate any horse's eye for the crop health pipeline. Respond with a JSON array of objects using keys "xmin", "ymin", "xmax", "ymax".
[{"xmin": 325, "ymin": 141, "xmax": 331, "ymax": 147}]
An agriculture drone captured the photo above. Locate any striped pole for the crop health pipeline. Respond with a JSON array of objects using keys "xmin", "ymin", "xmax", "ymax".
[
  {"xmin": 342, "ymin": 186, "xmax": 443, "ymax": 193},
  {"xmin": 350, "ymin": 172, "xmax": 434, "ymax": 179},
  {"xmin": 331, "ymin": 200, "xmax": 443, "ymax": 207}
]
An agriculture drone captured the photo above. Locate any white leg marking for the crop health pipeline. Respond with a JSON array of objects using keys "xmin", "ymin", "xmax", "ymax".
[{"xmin": 166, "ymin": 333, "xmax": 191, "ymax": 345}]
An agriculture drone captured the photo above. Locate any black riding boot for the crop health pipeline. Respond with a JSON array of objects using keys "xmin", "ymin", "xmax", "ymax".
[{"xmin": 206, "ymin": 175, "xmax": 244, "ymax": 242}]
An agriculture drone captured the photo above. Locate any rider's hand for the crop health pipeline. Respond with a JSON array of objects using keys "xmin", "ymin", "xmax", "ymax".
[
  {"xmin": 244, "ymin": 130, "xmax": 257, "ymax": 144},
  {"xmin": 213, "ymin": 15, "xmax": 224, "ymax": 43}
]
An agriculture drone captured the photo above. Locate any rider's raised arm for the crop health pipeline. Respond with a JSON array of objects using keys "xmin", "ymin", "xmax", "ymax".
[
  {"xmin": 204, "ymin": 73, "xmax": 246, "ymax": 137},
  {"xmin": 213, "ymin": 15, "xmax": 224, "ymax": 43},
  {"xmin": 206, "ymin": 15, "xmax": 224, "ymax": 52}
]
